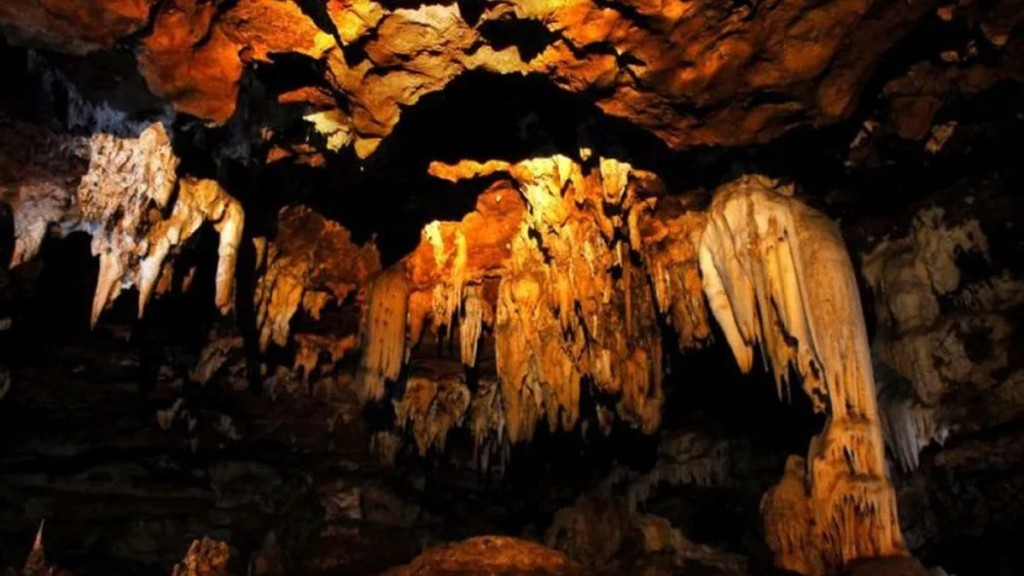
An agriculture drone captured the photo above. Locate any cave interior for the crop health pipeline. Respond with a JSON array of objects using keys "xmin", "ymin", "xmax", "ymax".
[{"xmin": 0, "ymin": 1, "xmax": 1022, "ymax": 575}]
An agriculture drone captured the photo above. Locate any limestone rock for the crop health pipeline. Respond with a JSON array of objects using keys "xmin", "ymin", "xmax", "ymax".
[
  {"xmin": 380, "ymin": 536, "xmax": 586, "ymax": 576},
  {"xmin": 254, "ymin": 205, "xmax": 380, "ymax": 351},
  {"xmin": 170, "ymin": 537, "xmax": 232, "ymax": 576},
  {"xmin": 77, "ymin": 123, "xmax": 244, "ymax": 325},
  {"xmin": 0, "ymin": 0, "xmax": 155, "ymax": 55},
  {"xmin": 700, "ymin": 175, "xmax": 905, "ymax": 574}
]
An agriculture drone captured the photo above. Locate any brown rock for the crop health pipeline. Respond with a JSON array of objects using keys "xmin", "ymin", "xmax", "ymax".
[
  {"xmin": 0, "ymin": 0, "xmax": 154, "ymax": 54},
  {"xmin": 380, "ymin": 536, "xmax": 587, "ymax": 576},
  {"xmin": 138, "ymin": 0, "xmax": 244, "ymax": 124}
]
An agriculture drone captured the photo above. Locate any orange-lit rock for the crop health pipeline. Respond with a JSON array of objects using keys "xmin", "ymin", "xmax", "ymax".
[
  {"xmin": 380, "ymin": 535, "xmax": 586, "ymax": 576},
  {"xmin": 254, "ymin": 205, "xmax": 380, "ymax": 351},
  {"xmin": 0, "ymin": 0, "xmax": 154, "ymax": 54},
  {"xmin": 637, "ymin": 198, "xmax": 711, "ymax": 349},
  {"xmin": 170, "ymin": 537, "xmax": 232, "ymax": 576},
  {"xmin": 139, "ymin": 0, "xmax": 333, "ymax": 124},
  {"xmin": 138, "ymin": 0, "xmax": 244, "ymax": 124},
  {"xmin": 429, "ymin": 155, "xmax": 666, "ymax": 441},
  {"xmin": 8, "ymin": 0, "xmax": 1000, "ymax": 152}
]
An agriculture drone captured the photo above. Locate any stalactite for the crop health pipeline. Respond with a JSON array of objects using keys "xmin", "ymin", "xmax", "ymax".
[
  {"xmin": 460, "ymin": 285, "xmax": 485, "ymax": 367},
  {"xmin": 878, "ymin": 392, "xmax": 946, "ymax": 473},
  {"xmin": 430, "ymin": 155, "xmax": 665, "ymax": 443},
  {"xmin": 469, "ymin": 376, "xmax": 509, "ymax": 474},
  {"xmin": 76, "ymin": 123, "xmax": 244, "ymax": 326},
  {"xmin": 698, "ymin": 174, "xmax": 906, "ymax": 574},
  {"xmin": 191, "ymin": 333, "xmax": 245, "ymax": 385},
  {"xmin": 637, "ymin": 201, "xmax": 712, "ymax": 349},
  {"xmin": 6, "ymin": 179, "xmax": 77, "ymax": 268},
  {"xmin": 253, "ymin": 206, "xmax": 380, "ymax": 350},
  {"xmin": 293, "ymin": 334, "xmax": 359, "ymax": 381},
  {"xmin": 876, "ymin": 368, "xmax": 950, "ymax": 473},
  {"xmin": 356, "ymin": 267, "xmax": 411, "ymax": 403},
  {"xmin": 392, "ymin": 364, "xmax": 471, "ymax": 456}
]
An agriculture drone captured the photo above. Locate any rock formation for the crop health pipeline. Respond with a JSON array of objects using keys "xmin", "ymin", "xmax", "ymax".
[
  {"xmin": 699, "ymin": 175, "xmax": 904, "ymax": 573},
  {"xmin": 0, "ymin": 1, "xmax": 1021, "ymax": 575}
]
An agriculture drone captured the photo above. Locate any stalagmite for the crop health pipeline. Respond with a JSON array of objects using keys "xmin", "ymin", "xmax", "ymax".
[
  {"xmin": 699, "ymin": 175, "xmax": 906, "ymax": 574},
  {"xmin": 356, "ymin": 267, "xmax": 411, "ymax": 402}
]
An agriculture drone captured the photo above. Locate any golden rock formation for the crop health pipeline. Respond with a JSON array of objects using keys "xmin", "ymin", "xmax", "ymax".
[
  {"xmin": 431, "ymin": 155, "xmax": 667, "ymax": 440},
  {"xmin": 356, "ymin": 266, "xmax": 411, "ymax": 403},
  {"xmin": 77, "ymin": 123, "xmax": 244, "ymax": 326},
  {"xmin": 253, "ymin": 205, "xmax": 381, "ymax": 351},
  {"xmin": 699, "ymin": 175, "xmax": 905, "ymax": 574},
  {"xmin": 637, "ymin": 198, "xmax": 711, "ymax": 350},
  {"xmin": 5, "ymin": 0, "xmax": 1001, "ymax": 155}
]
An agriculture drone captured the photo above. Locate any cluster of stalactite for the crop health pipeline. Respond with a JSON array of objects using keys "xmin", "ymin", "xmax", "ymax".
[
  {"xmin": 352, "ymin": 154, "xmax": 689, "ymax": 468},
  {"xmin": 253, "ymin": 205, "xmax": 381, "ymax": 359},
  {"xmin": 2, "ymin": 117, "xmax": 910, "ymax": 573},
  {"xmin": 343, "ymin": 159, "xmax": 907, "ymax": 576},
  {"xmin": 78, "ymin": 123, "xmax": 244, "ymax": 325},
  {"xmin": 4, "ymin": 121, "xmax": 244, "ymax": 325}
]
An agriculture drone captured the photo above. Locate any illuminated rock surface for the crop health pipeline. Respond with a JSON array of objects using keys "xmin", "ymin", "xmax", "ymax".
[{"xmin": 0, "ymin": 2, "xmax": 1021, "ymax": 576}]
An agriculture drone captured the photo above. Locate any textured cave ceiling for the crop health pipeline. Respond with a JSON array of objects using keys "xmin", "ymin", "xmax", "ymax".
[{"xmin": 0, "ymin": 1, "xmax": 1022, "ymax": 576}]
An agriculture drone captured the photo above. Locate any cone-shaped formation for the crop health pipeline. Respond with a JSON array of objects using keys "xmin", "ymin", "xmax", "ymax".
[
  {"xmin": 356, "ymin": 266, "xmax": 411, "ymax": 403},
  {"xmin": 432, "ymin": 156, "xmax": 666, "ymax": 442},
  {"xmin": 698, "ymin": 175, "xmax": 905, "ymax": 574},
  {"xmin": 77, "ymin": 123, "xmax": 243, "ymax": 326}
]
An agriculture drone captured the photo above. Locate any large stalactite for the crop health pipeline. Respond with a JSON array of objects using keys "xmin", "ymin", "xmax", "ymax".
[{"xmin": 698, "ymin": 175, "xmax": 905, "ymax": 574}]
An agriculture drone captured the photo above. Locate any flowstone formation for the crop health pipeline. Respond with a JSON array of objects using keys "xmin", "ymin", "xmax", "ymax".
[{"xmin": 699, "ymin": 175, "xmax": 905, "ymax": 574}]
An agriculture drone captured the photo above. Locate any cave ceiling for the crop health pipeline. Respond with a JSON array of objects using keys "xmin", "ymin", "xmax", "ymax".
[{"xmin": 2, "ymin": 0, "xmax": 1021, "ymax": 160}]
